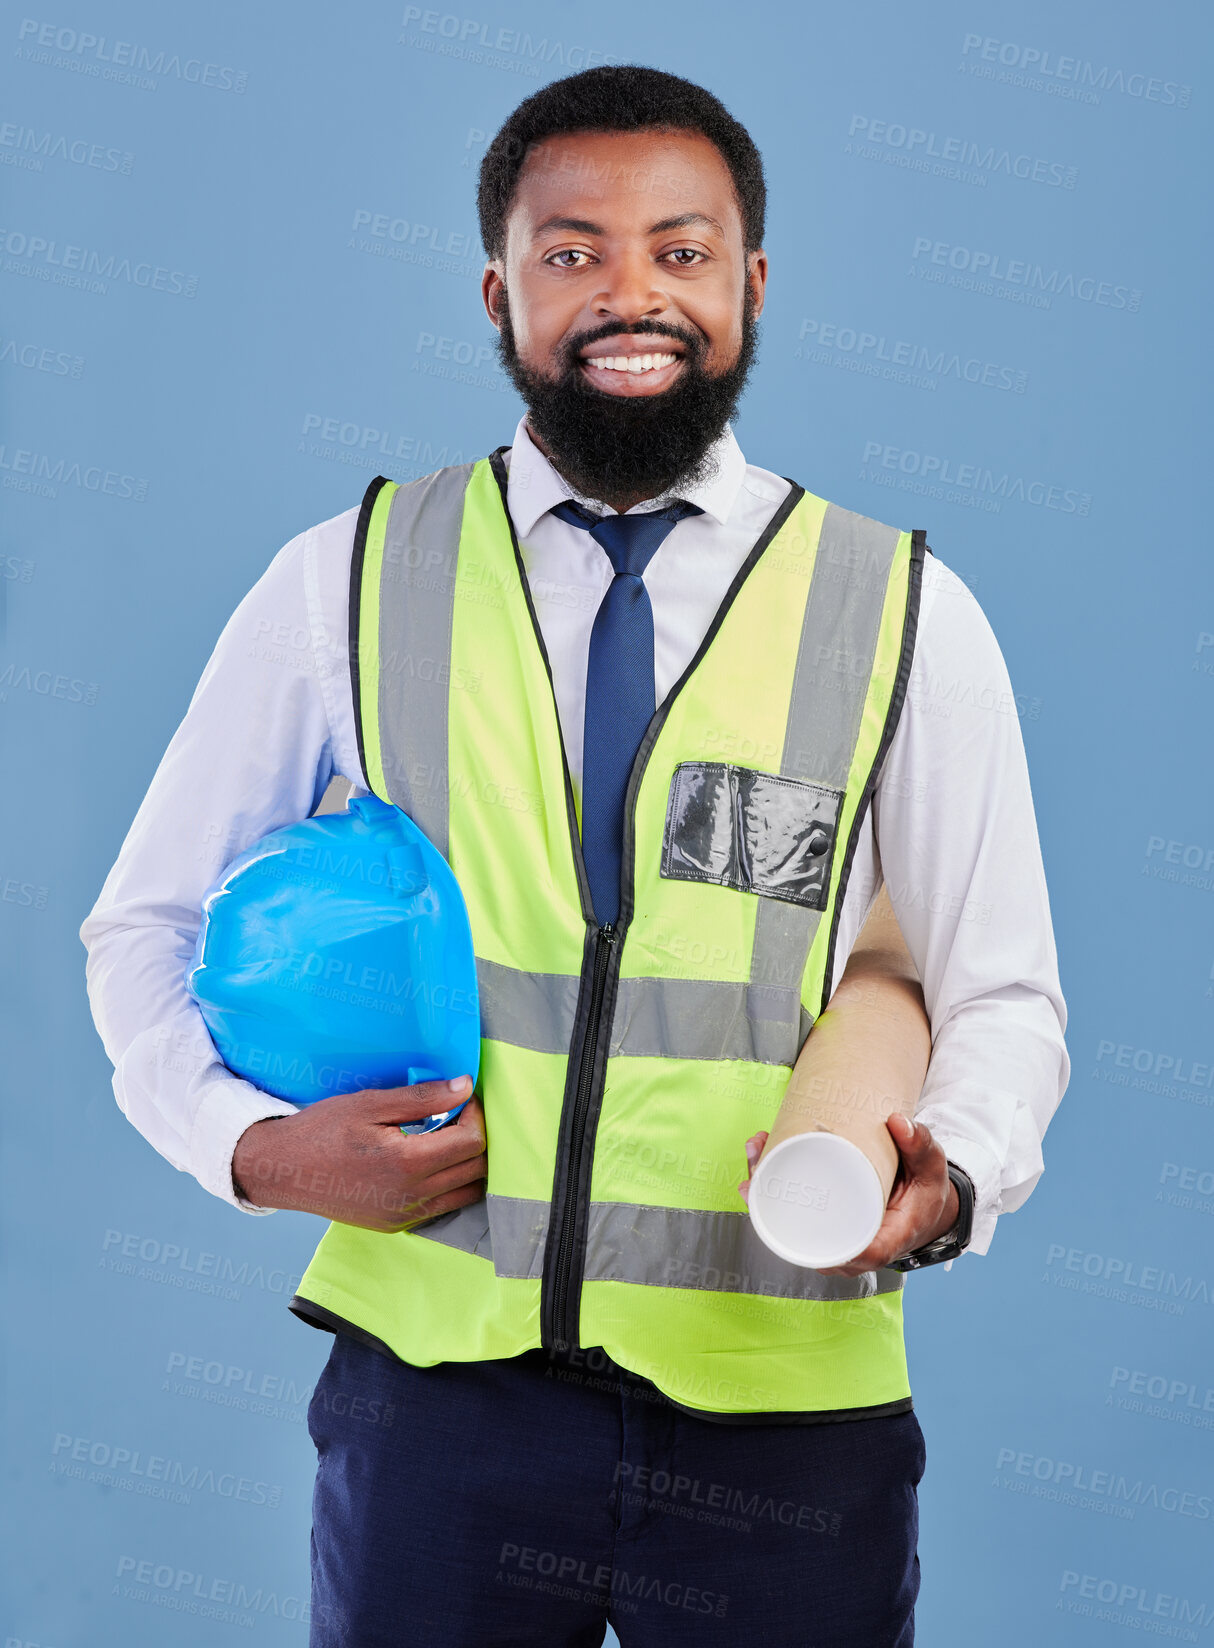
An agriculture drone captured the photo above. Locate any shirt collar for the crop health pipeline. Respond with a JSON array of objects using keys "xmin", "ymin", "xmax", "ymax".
[{"xmin": 504, "ymin": 413, "xmax": 747, "ymax": 538}]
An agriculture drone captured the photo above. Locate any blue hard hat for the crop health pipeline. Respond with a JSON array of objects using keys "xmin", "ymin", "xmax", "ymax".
[{"xmin": 186, "ymin": 793, "xmax": 480, "ymax": 1105}]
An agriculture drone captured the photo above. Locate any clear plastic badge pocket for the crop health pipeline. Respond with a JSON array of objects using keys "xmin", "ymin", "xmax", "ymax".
[{"xmin": 660, "ymin": 761, "xmax": 843, "ymax": 910}]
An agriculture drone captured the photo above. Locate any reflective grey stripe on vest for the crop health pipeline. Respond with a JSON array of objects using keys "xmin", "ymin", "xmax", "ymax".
[
  {"xmin": 414, "ymin": 1194, "xmax": 903, "ymax": 1300},
  {"xmin": 478, "ymin": 957, "xmax": 804, "ymax": 1066},
  {"xmin": 374, "ymin": 462, "xmax": 476, "ymax": 858},
  {"xmin": 750, "ymin": 503, "xmax": 904, "ymax": 1030}
]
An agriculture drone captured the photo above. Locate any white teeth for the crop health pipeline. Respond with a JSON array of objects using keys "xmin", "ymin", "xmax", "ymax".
[{"xmin": 587, "ymin": 352, "xmax": 677, "ymax": 373}]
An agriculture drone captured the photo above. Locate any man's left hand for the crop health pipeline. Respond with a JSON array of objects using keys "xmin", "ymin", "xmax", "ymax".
[{"xmin": 737, "ymin": 1112, "xmax": 959, "ymax": 1276}]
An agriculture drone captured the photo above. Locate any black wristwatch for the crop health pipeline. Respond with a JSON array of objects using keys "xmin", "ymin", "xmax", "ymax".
[{"xmin": 887, "ymin": 1161, "xmax": 975, "ymax": 1271}]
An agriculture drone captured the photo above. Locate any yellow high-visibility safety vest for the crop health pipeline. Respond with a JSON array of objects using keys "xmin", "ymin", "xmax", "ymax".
[{"xmin": 290, "ymin": 448, "xmax": 927, "ymax": 1421}]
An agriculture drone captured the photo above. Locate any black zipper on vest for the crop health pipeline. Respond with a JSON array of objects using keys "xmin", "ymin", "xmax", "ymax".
[
  {"xmin": 487, "ymin": 448, "xmax": 804, "ymax": 1351},
  {"xmin": 547, "ymin": 918, "xmax": 615, "ymax": 1348}
]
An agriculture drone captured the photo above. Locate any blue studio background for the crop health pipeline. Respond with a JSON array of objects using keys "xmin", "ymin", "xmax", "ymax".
[{"xmin": 3, "ymin": 2, "xmax": 1212, "ymax": 1643}]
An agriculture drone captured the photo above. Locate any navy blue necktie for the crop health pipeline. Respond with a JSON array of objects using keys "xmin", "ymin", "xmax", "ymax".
[{"xmin": 550, "ymin": 496, "xmax": 704, "ymax": 927}]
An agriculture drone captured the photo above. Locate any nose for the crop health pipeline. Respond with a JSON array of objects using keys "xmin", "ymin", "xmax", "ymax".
[{"xmin": 589, "ymin": 245, "xmax": 669, "ymax": 326}]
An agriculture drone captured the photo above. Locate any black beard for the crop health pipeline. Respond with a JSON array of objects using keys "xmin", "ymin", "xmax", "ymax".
[{"xmin": 494, "ymin": 286, "xmax": 759, "ymax": 503}]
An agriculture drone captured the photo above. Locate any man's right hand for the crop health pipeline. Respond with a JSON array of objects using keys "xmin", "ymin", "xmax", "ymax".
[{"xmin": 230, "ymin": 1076, "xmax": 487, "ymax": 1232}]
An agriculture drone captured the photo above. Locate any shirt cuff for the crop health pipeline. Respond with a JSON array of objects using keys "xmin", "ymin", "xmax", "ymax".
[
  {"xmin": 188, "ymin": 1071, "xmax": 300, "ymax": 1214},
  {"xmin": 920, "ymin": 1130, "xmax": 1002, "ymax": 1264}
]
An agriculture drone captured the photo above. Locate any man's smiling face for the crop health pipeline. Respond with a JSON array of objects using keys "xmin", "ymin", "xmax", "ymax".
[{"xmin": 482, "ymin": 126, "xmax": 767, "ymax": 508}]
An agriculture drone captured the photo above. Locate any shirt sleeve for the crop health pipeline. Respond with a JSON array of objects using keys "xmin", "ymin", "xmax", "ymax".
[
  {"xmin": 79, "ymin": 513, "xmax": 358, "ymax": 1213},
  {"xmin": 871, "ymin": 554, "xmax": 1070, "ymax": 1260}
]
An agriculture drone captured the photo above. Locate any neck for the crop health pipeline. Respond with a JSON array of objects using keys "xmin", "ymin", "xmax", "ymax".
[{"xmin": 523, "ymin": 416, "xmax": 667, "ymax": 515}]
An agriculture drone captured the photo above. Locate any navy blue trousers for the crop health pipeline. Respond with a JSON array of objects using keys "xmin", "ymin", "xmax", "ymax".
[{"xmin": 308, "ymin": 1331, "xmax": 924, "ymax": 1646}]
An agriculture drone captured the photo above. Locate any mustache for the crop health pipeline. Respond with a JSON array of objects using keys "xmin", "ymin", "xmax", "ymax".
[{"xmin": 559, "ymin": 318, "xmax": 707, "ymax": 372}]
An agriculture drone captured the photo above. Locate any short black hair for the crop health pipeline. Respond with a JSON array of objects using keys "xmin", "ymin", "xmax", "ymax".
[{"xmin": 477, "ymin": 64, "xmax": 766, "ymax": 261}]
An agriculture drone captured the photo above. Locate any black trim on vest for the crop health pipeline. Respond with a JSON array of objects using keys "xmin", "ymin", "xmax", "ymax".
[
  {"xmin": 485, "ymin": 445, "xmax": 607, "ymax": 1350},
  {"xmin": 348, "ymin": 474, "xmax": 392, "ymax": 793},
  {"xmin": 289, "ymin": 1293, "xmax": 403, "ymax": 1362},
  {"xmin": 665, "ymin": 1392, "xmax": 916, "ymax": 1426},
  {"xmin": 290, "ymin": 1292, "xmax": 916, "ymax": 1426},
  {"xmin": 485, "ymin": 449, "xmax": 807, "ymax": 1353},
  {"xmin": 561, "ymin": 469, "xmax": 802, "ymax": 1354},
  {"xmin": 487, "ymin": 446, "xmax": 595, "ymax": 924},
  {"xmin": 818, "ymin": 525, "xmax": 927, "ymax": 1018}
]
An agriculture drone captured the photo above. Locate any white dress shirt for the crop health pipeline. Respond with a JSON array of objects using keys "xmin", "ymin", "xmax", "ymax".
[{"xmin": 80, "ymin": 413, "xmax": 1069, "ymax": 1261}]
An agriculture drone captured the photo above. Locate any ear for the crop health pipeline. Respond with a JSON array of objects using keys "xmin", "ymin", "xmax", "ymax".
[
  {"xmin": 746, "ymin": 249, "xmax": 768, "ymax": 322},
  {"xmin": 482, "ymin": 263, "xmax": 506, "ymax": 330}
]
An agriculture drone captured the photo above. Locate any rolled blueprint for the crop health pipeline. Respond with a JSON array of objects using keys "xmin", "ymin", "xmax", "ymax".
[{"xmin": 747, "ymin": 1056, "xmax": 915, "ymax": 1270}]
